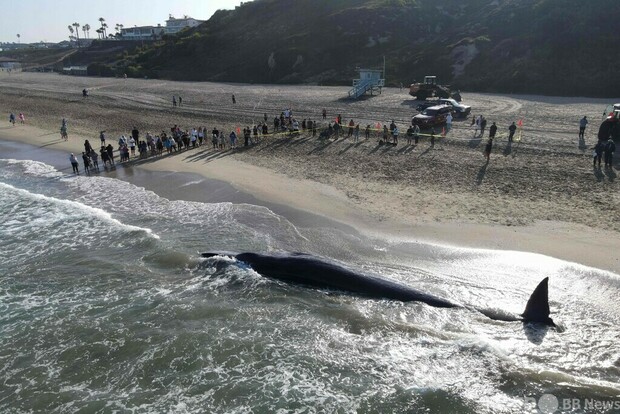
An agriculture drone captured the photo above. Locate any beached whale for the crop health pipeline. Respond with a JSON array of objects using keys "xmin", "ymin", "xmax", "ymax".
[{"xmin": 202, "ymin": 251, "xmax": 555, "ymax": 326}]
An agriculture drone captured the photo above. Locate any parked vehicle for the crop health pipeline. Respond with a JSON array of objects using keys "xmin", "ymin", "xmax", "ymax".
[
  {"xmin": 438, "ymin": 98, "xmax": 470, "ymax": 118},
  {"xmin": 411, "ymin": 104, "xmax": 453, "ymax": 127},
  {"xmin": 599, "ymin": 103, "xmax": 620, "ymax": 141},
  {"xmin": 416, "ymin": 98, "xmax": 471, "ymax": 118}
]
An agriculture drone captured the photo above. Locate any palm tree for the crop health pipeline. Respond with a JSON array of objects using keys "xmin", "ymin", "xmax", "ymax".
[
  {"xmin": 83, "ymin": 23, "xmax": 90, "ymax": 39},
  {"xmin": 72, "ymin": 22, "xmax": 81, "ymax": 47},
  {"xmin": 96, "ymin": 28, "xmax": 103, "ymax": 39},
  {"xmin": 102, "ymin": 22, "xmax": 108, "ymax": 38},
  {"xmin": 68, "ymin": 25, "xmax": 74, "ymax": 44},
  {"xmin": 115, "ymin": 23, "xmax": 124, "ymax": 37},
  {"xmin": 16, "ymin": 34, "xmax": 20, "ymax": 44},
  {"xmin": 98, "ymin": 17, "xmax": 107, "ymax": 38}
]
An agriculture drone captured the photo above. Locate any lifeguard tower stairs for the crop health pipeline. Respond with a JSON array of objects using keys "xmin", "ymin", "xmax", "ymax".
[{"xmin": 348, "ymin": 68, "xmax": 385, "ymax": 99}]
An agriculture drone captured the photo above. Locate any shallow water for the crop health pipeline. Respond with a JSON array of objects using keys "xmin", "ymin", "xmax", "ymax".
[{"xmin": 1, "ymin": 154, "xmax": 619, "ymax": 413}]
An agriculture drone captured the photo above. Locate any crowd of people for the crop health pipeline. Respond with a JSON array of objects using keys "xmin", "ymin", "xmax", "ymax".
[
  {"xmin": 61, "ymin": 108, "xmax": 616, "ymax": 174},
  {"xmin": 5, "ymin": 106, "xmax": 615, "ymax": 174}
]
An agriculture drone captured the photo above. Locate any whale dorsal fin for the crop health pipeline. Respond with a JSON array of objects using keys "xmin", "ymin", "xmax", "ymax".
[{"xmin": 521, "ymin": 277, "xmax": 554, "ymax": 325}]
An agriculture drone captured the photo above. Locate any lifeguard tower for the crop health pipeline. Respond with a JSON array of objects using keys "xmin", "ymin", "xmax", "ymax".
[{"xmin": 348, "ymin": 68, "xmax": 385, "ymax": 99}]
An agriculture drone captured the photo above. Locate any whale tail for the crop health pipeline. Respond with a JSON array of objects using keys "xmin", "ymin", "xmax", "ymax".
[{"xmin": 521, "ymin": 277, "xmax": 555, "ymax": 326}]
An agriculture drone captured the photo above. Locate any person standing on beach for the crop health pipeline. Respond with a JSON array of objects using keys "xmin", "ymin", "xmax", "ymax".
[
  {"xmin": 19, "ymin": 113, "xmax": 25, "ymax": 124},
  {"xmin": 592, "ymin": 142, "xmax": 604, "ymax": 168},
  {"xmin": 604, "ymin": 139, "xmax": 616, "ymax": 168},
  {"xmin": 508, "ymin": 122, "xmax": 517, "ymax": 143},
  {"xmin": 106, "ymin": 144, "xmax": 115, "ymax": 165},
  {"xmin": 81, "ymin": 152, "xmax": 91, "ymax": 174},
  {"xmin": 131, "ymin": 126, "xmax": 139, "ymax": 142},
  {"xmin": 172, "ymin": 96, "xmax": 177, "ymax": 107},
  {"xmin": 430, "ymin": 128, "xmax": 436, "ymax": 147},
  {"xmin": 69, "ymin": 153, "xmax": 79, "ymax": 174},
  {"xmin": 9, "ymin": 113, "xmax": 16, "ymax": 125},
  {"xmin": 489, "ymin": 122, "xmax": 498, "ymax": 140},
  {"xmin": 84, "ymin": 139, "xmax": 93, "ymax": 155},
  {"xmin": 322, "ymin": 108, "xmax": 327, "ymax": 120},
  {"xmin": 579, "ymin": 116, "xmax": 588, "ymax": 140},
  {"xmin": 392, "ymin": 125, "xmax": 399, "ymax": 145},
  {"xmin": 232, "ymin": 94, "xmax": 236, "ymax": 104},
  {"xmin": 89, "ymin": 149, "xmax": 99, "ymax": 172},
  {"xmin": 211, "ymin": 127, "xmax": 219, "ymax": 149},
  {"xmin": 479, "ymin": 117, "xmax": 487, "ymax": 137},
  {"xmin": 229, "ymin": 131, "xmax": 237, "ymax": 149},
  {"xmin": 446, "ymin": 112, "xmax": 453, "ymax": 133},
  {"xmin": 484, "ymin": 139, "xmax": 493, "ymax": 162},
  {"xmin": 99, "ymin": 131, "xmax": 106, "ymax": 146},
  {"xmin": 354, "ymin": 124, "xmax": 360, "ymax": 143},
  {"xmin": 474, "ymin": 115, "xmax": 481, "ymax": 136},
  {"xmin": 406, "ymin": 125, "xmax": 414, "ymax": 145},
  {"xmin": 128, "ymin": 136, "xmax": 136, "ymax": 157},
  {"xmin": 178, "ymin": 96, "xmax": 182, "ymax": 107},
  {"xmin": 413, "ymin": 124, "xmax": 420, "ymax": 144},
  {"xmin": 100, "ymin": 146, "xmax": 110, "ymax": 166},
  {"xmin": 348, "ymin": 120, "xmax": 355, "ymax": 137}
]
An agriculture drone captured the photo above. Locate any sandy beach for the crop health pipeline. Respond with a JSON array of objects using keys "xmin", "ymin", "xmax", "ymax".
[{"xmin": 1, "ymin": 72, "xmax": 618, "ymax": 273}]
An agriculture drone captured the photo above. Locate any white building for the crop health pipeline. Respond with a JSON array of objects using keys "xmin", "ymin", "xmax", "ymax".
[
  {"xmin": 165, "ymin": 15, "xmax": 204, "ymax": 34},
  {"xmin": 120, "ymin": 25, "xmax": 165, "ymax": 41}
]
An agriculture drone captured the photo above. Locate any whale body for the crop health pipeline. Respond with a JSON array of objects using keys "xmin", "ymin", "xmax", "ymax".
[{"xmin": 202, "ymin": 251, "xmax": 555, "ymax": 326}]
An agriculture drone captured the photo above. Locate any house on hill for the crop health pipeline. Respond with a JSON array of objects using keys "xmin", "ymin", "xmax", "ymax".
[
  {"xmin": 164, "ymin": 15, "xmax": 204, "ymax": 34},
  {"xmin": 121, "ymin": 25, "xmax": 165, "ymax": 41}
]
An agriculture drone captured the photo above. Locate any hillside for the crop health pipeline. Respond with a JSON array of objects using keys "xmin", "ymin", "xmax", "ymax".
[{"xmin": 96, "ymin": 0, "xmax": 620, "ymax": 96}]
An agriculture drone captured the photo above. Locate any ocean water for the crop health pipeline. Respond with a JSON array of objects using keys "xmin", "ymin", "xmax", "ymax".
[{"xmin": 1, "ymin": 156, "xmax": 619, "ymax": 414}]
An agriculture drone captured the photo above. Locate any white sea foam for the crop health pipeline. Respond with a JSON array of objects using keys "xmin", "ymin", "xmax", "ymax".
[
  {"xmin": 0, "ymin": 182, "xmax": 159, "ymax": 239},
  {"xmin": 3, "ymin": 158, "xmax": 64, "ymax": 178}
]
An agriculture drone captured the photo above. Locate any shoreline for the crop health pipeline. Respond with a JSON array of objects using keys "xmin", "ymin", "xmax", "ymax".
[{"xmin": 1, "ymin": 124, "xmax": 618, "ymax": 274}]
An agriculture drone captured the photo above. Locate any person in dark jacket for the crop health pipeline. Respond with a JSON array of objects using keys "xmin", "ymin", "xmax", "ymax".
[
  {"xmin": 106, "ymin": 144, "xmax": 115, "ymax": 165},
  {"xmin": 479, "ymin": 117, "xmax": 487, "ymax": 137},
  {"xmin": 604, "ymin": 140, "xmax": 616, "ymax": 167},
  {"xmin": 508, "ymin": 122, "xmax": 517, "ymax": 143},
  {"xmin": 81, "ymin": 152, "xmax": 91, "ymax": 174},
  {"xmin": 593, "ymin": 141, "xmax": 605, "ymax": 168},
  {"xmin": 489, "ymin": 122, "xmax": 498, "ymax": 140},
  {"xmin": 484, "ymin": 139, "xmax": 493, "ymax": 162}
]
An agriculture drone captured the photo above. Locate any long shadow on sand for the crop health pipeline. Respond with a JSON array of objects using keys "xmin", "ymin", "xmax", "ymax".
[
  {"xmin": 593, "ymin": 166, "xmax": 606, "ymax": 182},
  {"xmin": 261, "ymin": 136, "xmax": 313, "ymax": 152},
  {"xmin": 397, "ymin": 144, "xmax": 415, "ymax": 154},
  {"xmin": 338, "ymin": 142, "xmax": 356, "ymax": 155},
  {"xmin": 604, "ymin": 166, "xmax": 616, "ymax": 182},
  {"xmin": 184, "ymin": 148, "xmax": 232, "ymax": 163},
  {"xmin": 476, "ymin": 162, "xmax": 488, "ymax": 185},
  {"xmin": 309, "ymin": 138, "xmax": 336, "ymax": 155},
  {"xmin": 468, "ymin": 135, "xmax": 482, "ymax": 149}
]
